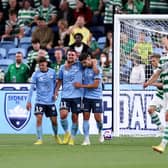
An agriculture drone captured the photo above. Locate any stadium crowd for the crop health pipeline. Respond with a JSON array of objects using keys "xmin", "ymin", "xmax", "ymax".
[{"xmin": 0, "ymin": 0, "xmax": 167, "ymax": 83}]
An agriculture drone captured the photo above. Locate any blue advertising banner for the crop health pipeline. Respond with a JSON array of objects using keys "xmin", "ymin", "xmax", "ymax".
[{"xmin": 0, "ymin": 84, "xmax": 112, "ymax": 135}]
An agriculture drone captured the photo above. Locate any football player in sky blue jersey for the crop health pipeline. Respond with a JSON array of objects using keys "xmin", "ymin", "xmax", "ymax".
[
  {"xmin": 55, "ymin": 48, "xmax": 83, "ymax": 145},
  {"xmin": 74, "ymin": 53, "xmax": 104, "ymax": 145},
  {"xmin": 26, "ymin": 57, "xmax": 62, "ymax": 145}
]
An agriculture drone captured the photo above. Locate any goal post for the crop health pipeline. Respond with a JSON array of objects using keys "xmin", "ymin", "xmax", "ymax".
[{"xmin": 113, "ymin": 14, "xmax": 168, "ymax": 137}]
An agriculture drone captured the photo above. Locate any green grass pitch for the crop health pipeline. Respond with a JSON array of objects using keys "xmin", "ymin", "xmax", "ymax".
[{"xmin": 0, "ymin": 134, "xmax": 168, "ymax": 168}]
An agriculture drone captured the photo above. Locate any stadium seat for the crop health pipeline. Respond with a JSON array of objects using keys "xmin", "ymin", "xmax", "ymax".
[
  {"xmin": 23, "ymin": 58, "xmax": 28, "ymax": 64},
  {"xmin": 7, "ymin": 48, "xmax": 26, "ymax": 60},
  {"xmin": 0, "ymin": 38, "xmax": 18, "ymax": 52},
  {"xmin": 18, "ymin": 37, "xmax": 32, "ymax": 55},
  {"xmin": 97, "ymin": 36, "xmax": 106, "ymax": 50},
  {"xmin": 0, "ymin": 59, "xmax": 13, "ymax": 72},
  {"xmin": 0, "ymin": 48, "xmax": 7, "ymax": 59}
]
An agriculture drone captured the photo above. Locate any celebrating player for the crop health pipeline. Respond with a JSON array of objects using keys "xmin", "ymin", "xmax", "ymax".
[
  {"xmin": 26, "ymin": 57, "xmax": 62, "ymax": 145},
  {"xmin": 54, "ymin": 48, "xmax": 83, "ymax": 145},
  {"xmin": 74, "ymin": 53, "xmax": 104, "ymax": 145}
]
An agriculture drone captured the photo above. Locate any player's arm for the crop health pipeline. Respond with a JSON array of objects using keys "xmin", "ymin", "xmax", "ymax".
[
  {"xmin": 54, "ymin": 79, "xmax": 62, "ymax": 99},
  {"xmin": 150, "ymin": 82, "xmax": 163, "ymax": 89},
  {"xmin": 74, "ymin": 79, "xmax": 100, "ymax": 89},
  {"xmin": 26, "ymin": 73, "xmax": 36, "ymax": 111},
  {"xmin": 92, "ymin": 59, "xmax": 99, "ymax": 74},
  {"xmin": 26, "ymin": 83, "xmax": 35, "ymax": 111},
  {"xmin": 143, "ymin": 69, "xmax": 161, "ymax": 88}
]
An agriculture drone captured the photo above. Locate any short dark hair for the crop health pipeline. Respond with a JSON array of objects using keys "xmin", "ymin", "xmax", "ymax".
[
  {"xmin": 150, "ymin": 53, "xmax": 161, "ymax": 59},
  {"xmin": 79, "ymin": 52, "xmax": 90, "ymax": 61},
  {"xmin": 38, "ymin": 57, "xmax": 47, "ymax": 63},
  {"xmin": 74, "ymin": 33, "xmax": 83, "ymax": 40},
  {"xmin": 66, "ymin": 48, "xmax": 77, "ymax": 54},
  {"xmin": 16, "ymin": 51, "xmax": 23, "ymax": 56},
  {"xmin": 31, "ymin": 39, "xmax": 40, "ymax": 44},
  {"xmin": 38, "ymin": 17, "xmax": 45, "ymax": 21},
  {"xmin": 9, "ymin": 9, "xmax": 17, "ymax": 16}
]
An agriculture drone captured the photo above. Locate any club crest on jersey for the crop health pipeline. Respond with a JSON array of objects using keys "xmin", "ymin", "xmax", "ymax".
[{"xmin": 5, "ymin": 93, "xmax": 31, "ymax": 131}]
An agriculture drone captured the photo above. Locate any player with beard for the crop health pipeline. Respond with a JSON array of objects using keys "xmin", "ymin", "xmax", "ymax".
[{"xmin": 54, "ymin": 48, "xmax": 83, "ymax": 145}]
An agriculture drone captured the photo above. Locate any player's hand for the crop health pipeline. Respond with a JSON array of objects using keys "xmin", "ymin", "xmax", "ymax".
[
  {"xmin": 143, "ymin": 82, "xmax": 148, "ymax": 88},
  {"xmin": 74, "ymin": 82, "xmax": 82, "ymax": 88},
  {"xmin": 26, "ymin": 102, "xmax": 32, "ymax": 111},
  {"xmin": 92, "ymin": 59, "xmax": 98, "ymax": 67},
  {"xmin": 53, "ymin": 92, "xmax": 58, "ymax": 101}
]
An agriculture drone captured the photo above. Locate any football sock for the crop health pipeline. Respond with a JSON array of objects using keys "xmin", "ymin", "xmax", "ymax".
[
  {"xmin": 150, "ymin": 112, "xmax": 162, "ymax": 127},
  {"xmin": 52, "ymin": 124, "xmax": 58, "ymax": 136},
  {"xmin": 96, "ymin": 121, "xmax": 103, "ymax": 133},
  {"xmin": 83, "ymin": 120, "xmax": 89, "ymax": 138},
  {"xmin": 71, "ymin": 123, "xmax": 78, "ymax": 139},
  {"xmin": 161, "ymin": 123, "xmax": 168, "ymax": 148},
  {"xmin": 37, "ymin": 126, "xmax": 42, "ymax": 140},
  {"xmin": 61, "ymin": 118, "xmax": 68, "ymax": 132}
]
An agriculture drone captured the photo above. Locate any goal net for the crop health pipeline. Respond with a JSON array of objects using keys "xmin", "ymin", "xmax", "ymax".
[{"xmin": 113, "ymin": 14, "xmax": 168, "ymax": 137}]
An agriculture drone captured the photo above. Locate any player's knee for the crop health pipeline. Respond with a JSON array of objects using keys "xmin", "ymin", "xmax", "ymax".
[
  {"xmin": 50, "ymin": 117, "xmax": 57, "ymax": 125},
  {"xmin": 83, "ymin": 113, "xmax": 90, "ymax": 120},
  {"xmin": 60, "ymin": 110, "xmax": 68, "ymax": 119},
  {"xmin": 72, "ymin": 114, "xmax": 78, "ymax": 123}
]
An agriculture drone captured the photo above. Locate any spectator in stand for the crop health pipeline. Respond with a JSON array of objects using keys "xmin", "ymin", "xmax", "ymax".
[
  {"xmin": 0, "ymin": 67, "xmax": 5, "ymax": 83},
  {"xmin": 50, "ymin": 48, "xmax": 65, "ymax": 77},
  {"xmin": 161, "ymin": 35, "xmax": 168, "ymax": 55},
  {"xmin": 120, "ymin": 32, "xmax": 135, "ymax": 56},
  {"xmin": 67, "ymin": 0, "xmax": 76, "ymax": 9},
  {"xmin": 50, "ymin": 0, "xmax": 61, "ymax": 10},
  {"xmin": 120, "ymin": 54, "xmax": 132, "ymax": 83},
  {"xmin": 68, "ymin": 15, "xmax": 92, "ymax": 46},
  {"xmin": 89, "ymin": 35, "xmax": 101, "ymax": 59},
  {"xmin": 57, "ymin": 0, "xmax": 75, "ymax": 26},
  {"xmin": 103, "ymin": 0, "xmax": 122, "ymax": 33},
  {"xmin": 129, "ymin": 55, "xmax": 145, "ymax": 84},
  {"xmin": 4, "ymin": 0, "xmax": 20, "ymax": 19},
  {"xmin": 53, "ymin": 19, "xmax": 70, "ymax": 48},
  {"xmin": 73, "ymin": 0, "xmax": 93, "ymax": 26},
  {"xmin": 103, "ymin": 30, "xmax": 113, "ymax": 62},
  {"xmin": 100, "ymin": 52, "xmax": 112, "ymax": 83},
  {"xmin": 133, "ymin": 31, "xmax": 153, "ymax": 65},
  {"xmin": 133, "ymin": 31, "xmax": 153, "ymax": 81},
  {"xmin": 34, "ymin": 0, "xmax": 57, "ymax": 27},
  {"xmin": 2, "ymin": 9, "xmax": 24, "ymax": 40},
  {"xmin": 69, "ymin": 33, "xmax": 91, "ymax": 58},
  {"xmin": 32, "ymin": 16, "xmax": 54, "ymax": 50},
  {"xmin": 149, "ymin": 0, "xmax": 168, "ymax": 14},
  {"xmin": 27, "ymin": 39, "xmax": 41, "ymax": 69},
  {"xmin": 28, "ymin": 48, "xmax": 50, "ymax": 77},
  {"xmin": 0, "ymin": 10, "xmax": 5, "ymax": 40},
  {"xmin": 5, "ymin": 51, "xmax": 29, "ymax": 83},
  {"xmin": 66, "ymin": 0, "xmax": 76, "ymax": 9},
  {"xmin": 122, "ymin": 0, "xmax": 144, "ymax": 14},
  {"xmin": 18, "ymin": 0, "xmax": 36, "ymax": 36},
  {"xmin": 32, "ymin": 0, "xmax": 41, "ymax": 8},
  {"xmin": 1, "ymin": 0, "xmax": 8, "ymax": 11},
  {"xmin": 85, "ymin": 0, "xmax": 103, "ymax": 25}
]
